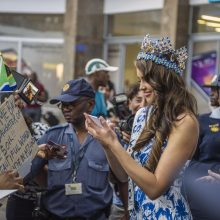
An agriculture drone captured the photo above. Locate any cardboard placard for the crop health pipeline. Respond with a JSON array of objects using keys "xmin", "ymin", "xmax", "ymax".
[{"xmin": 0, "ymin": 95, "xmax": 38, "ymax": 175}]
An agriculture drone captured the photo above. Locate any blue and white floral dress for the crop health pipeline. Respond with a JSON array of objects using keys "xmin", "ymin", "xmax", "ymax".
[{"xmin": 127, "ymin": 107, "xmax": 192, "ymax": 220}]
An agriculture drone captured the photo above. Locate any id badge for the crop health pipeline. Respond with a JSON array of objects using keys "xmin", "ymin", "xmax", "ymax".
[{"xmin": 65, "ymin": 183, "xmax": 82, "ymax": 195}]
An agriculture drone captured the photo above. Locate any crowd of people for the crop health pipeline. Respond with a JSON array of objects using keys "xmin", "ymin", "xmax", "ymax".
[{"xmin": 0, "ymin": 33, "xmax": 220, "ymax": 220}]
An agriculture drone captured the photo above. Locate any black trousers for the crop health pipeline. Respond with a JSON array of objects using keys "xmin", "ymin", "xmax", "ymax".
[
  {"xmin": 45, "ymin": 210, "xmax": 107, "ymax": 220},
  {"xmin": 6, "ymin": 195, "xmax": 36, "ymax": 220},
  {"xmin": 48, "ymin": 215, "xmax": 87, "ymax": 220}
]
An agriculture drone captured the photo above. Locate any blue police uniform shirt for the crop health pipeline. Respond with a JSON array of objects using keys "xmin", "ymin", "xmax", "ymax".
[
  {"xmin": 183, "ymin": 112, "xmax": 220, "ymax": 219},
  {"xmin": 184, "ymin": 113, "xmax": 220, "ymax": 178},
  {"xmin": 91, "ymin": 91, "xmax": 107, "ymax": 117},
  {"xmin": 35, "ymin": 123, "xmax": 112, "ymax": 218},
  {"xmin": 194, "ymin": 113, "xmax": 220, "ymax": 163}
]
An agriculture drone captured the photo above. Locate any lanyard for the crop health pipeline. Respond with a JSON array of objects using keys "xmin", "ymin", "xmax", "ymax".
[{"xmin": 68, "ymin": 133, "xmax": 91, "ymax": 182}]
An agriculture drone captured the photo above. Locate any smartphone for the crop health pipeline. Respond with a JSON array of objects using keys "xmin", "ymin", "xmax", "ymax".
[
  {"xmin": 47, "ymin": 140, "xmax": 63, "ymax": 150},
  {"xmin": 19, "ymin": 79, "xmax": 39, "ymax": 104},
  {"xmin": 88, "ymin": 114, "xmax": 103, "ymax": 127},
  {"xmin": 47, "ymin": 140, "xmax": 67, "ymax": 158}
]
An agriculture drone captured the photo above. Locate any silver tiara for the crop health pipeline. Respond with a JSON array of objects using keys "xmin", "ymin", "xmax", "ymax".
[{"xmin": 137, "ymin": 34, "xmax": 188, "ymax": 75}]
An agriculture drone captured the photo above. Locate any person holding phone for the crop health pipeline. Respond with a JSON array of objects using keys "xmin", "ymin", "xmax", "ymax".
[
  {"xmin": 29, "ymin": 78, "xmax": 112, "ymax": 220},
  {"xmin": 23, "ymin": 72, "xmax": 48, "ymax": 122},
  {"xmin": 85, "ymin": 34, "xmax": 199, "ymax": 219}
]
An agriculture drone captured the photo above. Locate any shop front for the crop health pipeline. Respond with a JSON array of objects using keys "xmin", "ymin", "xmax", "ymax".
[
  {"xmin": 104, "ymin": 0, "xmax": 220, "ymax": 113},
  {"xmin": 189, "ymin": 1, "xmax": 220, "ymax": 113},
  {"xmin": 0, "ymin": 1, "xmax": 65, "ymax": 99}
]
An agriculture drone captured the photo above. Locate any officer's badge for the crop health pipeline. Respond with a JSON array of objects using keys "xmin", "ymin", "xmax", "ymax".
[
  {"xmin": 63, "ymin": 84, "xmax": 70, "ymax": 92},
  {"xmin": 209, "ymin": 123, "xmax": 219, "ymax": 132}
]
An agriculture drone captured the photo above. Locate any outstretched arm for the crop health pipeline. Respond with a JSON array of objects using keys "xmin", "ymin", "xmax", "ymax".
[
  {"xmin": 85, "ymin": 114, "xmax": 128, "ymax": 182},
  {"xmin": 85, "ymin": 113, "xmax": 198, "ymax": 200},
  {"xmin": 104, "ymin": 147, "xmax": 128, "ymax": 182}
]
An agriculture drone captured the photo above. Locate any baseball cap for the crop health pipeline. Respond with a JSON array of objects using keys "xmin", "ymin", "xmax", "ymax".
[
  {"xmin": 85, "ymin": 58, "xmax": 118, "ymax": 75},
  {"xmin": 203, "ymin": 74, "xmax": 220, "ymax": 88},
  {"xmin": 50, "ymin": 78, "xmax": 95, "ymax": 104}
]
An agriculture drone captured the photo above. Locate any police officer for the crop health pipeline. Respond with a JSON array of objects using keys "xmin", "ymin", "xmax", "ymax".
[
  {"xmin": 31, "ymin": 78, "xmax": 112, "ymax": 220},
  {"xmin": 183, "ymin": 74, "xmax": 220, "ymax": 220}
]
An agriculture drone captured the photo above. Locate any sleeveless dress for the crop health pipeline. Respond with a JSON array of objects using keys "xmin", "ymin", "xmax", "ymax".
[{"xmin": 127, "ymin": 107, "xmax": 192, "ymax": 220}]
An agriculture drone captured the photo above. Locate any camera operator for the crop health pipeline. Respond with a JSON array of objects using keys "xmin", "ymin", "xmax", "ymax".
[
  {"xmin": 23, "ymin": 72, "xmax": 48, "ymax": 122},
  {"xmin": 109, "ymin": 84, "xmax": 146, "ymax": 220},
  {"xmin": 112, "ymin": 84, "xmax": 146, "ymax": 144}
]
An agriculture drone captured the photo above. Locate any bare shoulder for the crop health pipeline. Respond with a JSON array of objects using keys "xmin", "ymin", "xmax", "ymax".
[
  {"xmin": 171, "ymin": 113, "xmax": 199, "ymax": 137},
  {"xmin": 168, "ymin": 113, "xmax": 199, "ymax": 158},
  {"xmin": 174, "ymin": 113, "xmax": 199, "ymax": 134}
]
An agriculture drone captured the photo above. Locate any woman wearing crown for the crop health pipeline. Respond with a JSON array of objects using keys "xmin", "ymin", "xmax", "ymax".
[{"xmin": 84, "ymin": 34, "xmax": 198, "ymax": 219}]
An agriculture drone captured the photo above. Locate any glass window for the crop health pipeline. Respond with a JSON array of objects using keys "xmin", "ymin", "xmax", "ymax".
[
  {"xmin": 124, "ymin": 44, "xmax": 140, "ymax": 92},
  {"xmin": 22, "ymin": 43, "xmax": 65, "ymax": 98},
  {"xmin": 192, "ymin": 4, "xmax": 220, "ymax": 33},
  {"xmin": 0, "ymin": 41, "xmax": 18, "ymax": 67},
  {"xmin": 106, "ymin": 43, "xmax": 140, "ymax": 93},
  {"xmin": 106, "ymin": 44, "xmax": 121, "ymax": 93},
  {"xmin": 108, "ymin": 10, "xmax": 161, "ymax": 36},
  {"xmin": 0, "ymin": 14, "xmax": 64, "ymax": 38}
]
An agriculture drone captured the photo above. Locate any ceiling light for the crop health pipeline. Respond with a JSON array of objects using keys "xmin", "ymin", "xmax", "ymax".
[
  {"xmin": 197, "ymin": 19, "xmax": 206, "ymax": 24},
  {"xmin": 201, "ymin": 15, "xmax": 220, "ymax": 22},
  {"xmin": 206, "ymin": 21, "xmax": 220, "ymax": 28}
]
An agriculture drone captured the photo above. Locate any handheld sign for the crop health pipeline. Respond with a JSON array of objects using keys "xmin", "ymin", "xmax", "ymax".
[{"xmin": 0, "ymin": 95, "xmax": 38, "ymax": 177}]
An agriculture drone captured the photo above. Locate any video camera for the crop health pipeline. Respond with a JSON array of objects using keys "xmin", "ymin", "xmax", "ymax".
[{"xmin": 111, "ymin": 93, "xmax": 135, "ymax": 134}]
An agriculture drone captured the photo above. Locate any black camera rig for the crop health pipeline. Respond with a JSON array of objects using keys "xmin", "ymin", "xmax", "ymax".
[{"xmin": 111, "ymin": 93, "xmax": 134, "ymax": 134}]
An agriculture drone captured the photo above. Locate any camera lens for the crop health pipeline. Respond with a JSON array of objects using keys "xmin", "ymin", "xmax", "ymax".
[{"xmin": 118, "ymin": 114, "xmax": 135, "ymax": 134}]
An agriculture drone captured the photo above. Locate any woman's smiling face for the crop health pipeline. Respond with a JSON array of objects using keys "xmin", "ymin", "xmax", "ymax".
[{"xmin": 136, "ymin": 67, "xmax": 156, "ymax": 105}]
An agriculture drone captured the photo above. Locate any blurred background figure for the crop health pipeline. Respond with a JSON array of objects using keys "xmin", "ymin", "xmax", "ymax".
[
  {"xmin": 183, "ymin": 74, "xmax": 220, "ymax": 220},
  {"xmin": 127, "ymin": 83, "xmax": 145, "ymax": 115},
  {"xmin": 23, "ymin": 72, "xmax": 48, "ymax": 122},
  {"xmin": 85, "ymin": 58, "xmax": 118, "ymax": 117},
  {"xmin": 119, "ymin": 83, "xmax": 146, "ymax": 143},
  {"xmin": 111, "ymin": 84, "xmax": 146, "ymax": 141},
  {"xmin": 107, "ymin": 73, "xmax": 116, "ymax": 98},
  {"xmin": 102, "ymin": 81, "xmax": 115, "ymax": 119}
]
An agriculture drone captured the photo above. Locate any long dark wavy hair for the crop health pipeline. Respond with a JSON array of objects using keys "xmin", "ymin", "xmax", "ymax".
[{"xmin": 134, "ymin": 60, "xmax": 198, "ymax": 172}]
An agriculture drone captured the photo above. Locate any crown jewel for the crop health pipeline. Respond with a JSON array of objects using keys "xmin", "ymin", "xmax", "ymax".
[{"xmin": 137, "ymin": 34, "xmax": 188, "ymax": 75}]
